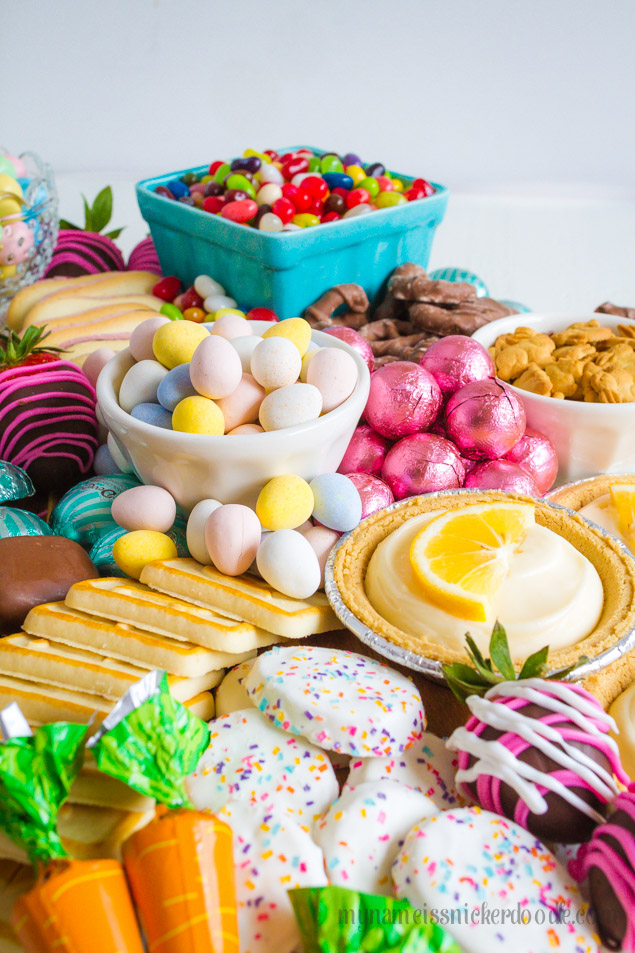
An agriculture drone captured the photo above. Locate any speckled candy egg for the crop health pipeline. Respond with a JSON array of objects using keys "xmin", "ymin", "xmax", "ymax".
[
  {"xmin": 230, "ymin": 335, "xmax": 261, "ymax": 373},
  {"xmin": 129, "ymin": 316, "xmax": 171, "ymax": 362},
  {"xmin": 365, "ymin": 361, "xmax": 442, "ymax": 439},
  {"xmin": 190, "ymin": 334, "xmax": 243, "ymax": 400},
  {"xmin": 172, "ymin": 396, "xmax": 224, "ymax": 435},
  {"xmin": 262, "ymin": 317, "xmax": 312, "ymax": 356},
  {"xmin": 323, "ymin": 326, "xmax": 374, "ymax": 373},
  {"xmin": 345, "ymin": 472, "xmax": 394, "ymax": 519},
  {"xmin": 250, "ymin": 337, "xmax": 302, "ymax": 390},
  {"xmin": 259, "ymin": 383, "xmax": 322, "ymax": 431},
  {"xmin": 82, "ymin": 349, "xmax": 116, "ymax": 388},
  {"xmin": 337, "ymin": 425, "xmax": 392, "ymax": 477},
  {"xmin": 420, "ymin": 335, "xmax": 495, "ymax": 397},
  {"xmin": 216, "ymin": 373, "xmax": 265, "ymax": 431},
  {"xmin": 153, "ymin": 321, "xmax": 209, "ymax": 369},
  {"xmin": 205, "ymin": 504, "xmax": 261, "ymax": 576},
  {"xmin": 228, "ymin": 423, "xmax": 264, "ymax": 435},
  {"xmin": 310, "ymin": 473, "xmax": 362, "ymax": 532},
  {"xmin": 131, "ymin": 403, "xmax": 173, "ymax": 429},
  {"xmin": 303, "ymin": 525, "xmax": 340, "ymax": 587},
  {"xmin": 113, "ymin": 530, "xmax": 178, "ymax": 579},
  {"xmin": 111, "ymin": 485, "xmax": 176, "ymax": 533},
  {"xmin": 210, "ymin": 312, "xmax": 253, "ymax": 340},
  {"xmin": 119, "ymin": 360, "xmax": 168, "ymax": 413},
  {"xmin": 382, "ymin": 433, "xmax": 466, "ymax": 500},
  {"xmin": 306, "ymin": 347, "xmax": 358, "ymax": 413},
  {"xmin": 464, "ymin": 459, "xmax": 540, "ymax": 495},
  {"xmin": 256, "ymin": 529, "xmax": 321, "ymax": 598},
  {"xmin": 445, "ymin": 378, "xmax": 526, "ymax": 460},
  {"xmin": 157, "ymin": 363, "xmax": 198, "ymax": 412},
  {"xmin": 256, "ymin": 475, "xmax": 314, "ymax": 530},
  {"xmin": 186, "ymin": 498, "xmax": 221, "ymax": 564}
]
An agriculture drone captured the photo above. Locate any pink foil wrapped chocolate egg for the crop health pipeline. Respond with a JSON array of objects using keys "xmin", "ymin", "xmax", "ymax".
[
  {"xmin": 323, "ymin": 326, "xmax": 375, "ymax": 373},
  {"xmin": 464, "ymin": 459, "xmax": 540, "ymax": 495},
  {"xmin": 504, "ymin": 427, "xmax": 558, "ymax": 494},
  {"xmin": 364, "ymin": 361, "xmax": 442, "ymax": 439},
  {"xmin": 445, "ymin": 378, "xmax": 525, "ymax": 460},
  {"xmin": 337, "ymin": 424, "xmax": 392, "ymax": 477},
  {"xmin": 382, "ymin": 433, "xmax": 466, "ymax": 500},
  {"xmin": 344, "ymin": 472, "xmax": 395, "ymax": 519},
  {"xmin": 420, "ymin": 334, "xmax": 495, "ymax": 398}
]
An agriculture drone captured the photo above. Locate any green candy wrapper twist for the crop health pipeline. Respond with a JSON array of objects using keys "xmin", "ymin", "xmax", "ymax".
[{"xmin": 289, "ymin": 885, "xmax": 463, "ymax": 953}]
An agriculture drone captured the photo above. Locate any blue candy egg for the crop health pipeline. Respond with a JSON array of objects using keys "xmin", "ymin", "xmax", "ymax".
[
  {"xmin": 157, "ymin": 363, "xmax": 197, "ymax": 412},
  {"xmin": 130, "ymin": 402, "xmax": 173, "ymax": 429},
  {"xmin": 310, "ymin": 473, "xmax": 362, "ymax": 533},
  {"xmin": 322, "ymin": 173, "xmax": 354, "ymax": 191},
  {"xmin": 167, "ymin": 179, "xmax": 190, "ymax": 199},
  {"xmin": 428, "ymin": 267, "xmax": 489, "ymax": 298},
  {"xmin": 93, "ymin": 443, "xmax": 122, "ymax": 475}
]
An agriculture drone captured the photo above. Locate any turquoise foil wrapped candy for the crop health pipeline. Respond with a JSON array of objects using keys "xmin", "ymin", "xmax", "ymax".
[{"xmin": 50, "ymin": 473, "xmax": 141, "ymax": 547}]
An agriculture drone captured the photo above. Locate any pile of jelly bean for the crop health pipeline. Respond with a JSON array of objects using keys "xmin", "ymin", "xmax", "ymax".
[
  {"xmin": 118, "ymin": 312, "xmax": 359, "ymax": 435},
  {"xmin": 151, "ymin": 272, "xmax": 271, "ymax": 324},
  {"xmin": 153, "ymin": 148, "xmax": 434, "ymax": 231}
]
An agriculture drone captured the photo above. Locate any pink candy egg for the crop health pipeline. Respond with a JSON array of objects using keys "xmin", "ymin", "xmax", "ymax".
[
  {"xmin": 504, "ymin": 427, "xmax": 558, "ymax": 494},
  {"xmin": 211, "ymin": 313, "xmax": 253, "ymax": 340},
  {"xmin": 303, "ymin": 525, "xmax": 340, "ymax": 587},
  {"xmin": 129, "ymin": 316, "xmax": 171, "ymax": 362},
  {"xmin": 216, "ymin": 373, "xmax": 265, "ymax": 431},
  {"xmin": 445, "ymin": 378, "xmax": 526, "ymax": 460},
  {"xmin": 337, "ymin": 424, "xmax": 392, "ymax": 477},
  {"xmin": 464, "ymin": 459, "xmax": 540, "ymax": 495},
  {"xmin": 82, "ymin": 348, "xmax": 116, "ymax": 387},
  {"xmin": 345, "ymin": 472, "xmax": 394, "ymax": 519},
  {"xmin": 111, "ymin": 485, "xmax": 176, "ymax": 533},
  {"xmin": 228, "ymin": 423, "xmax": 265, "ymax": 435},
  {"xmin": 190, "ymin": 334, "xmax": 243, "ymax": 400},
  {"xmin": 382, "ymin": 433, "xmax": 466, "ymax": 500},
  {"xmin": 420, "ymin": 334, "xmax": 495, "ymax": 397},
  {"xmin": 306, "ymin": 347, "xmax": 358, "ymax": 413},
  {"xmin": 365, "ymin": 361, "xmax": 442, "ymax": 439},
  {"xmin": 205, "ymin": 503, "xmax": 261, "ymax": 576},
  {"xmin": 323, "ymin": 327, "xmax": 374, "ymax": 372}
]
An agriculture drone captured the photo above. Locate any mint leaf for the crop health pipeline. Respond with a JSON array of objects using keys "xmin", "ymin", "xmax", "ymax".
[
  {"xmin": 489, "ymin": 621, "xmax": 515, "ymax": 681},
  {"xmin": 90, "ymin": 186, "xmax": 113, "ymax": 234},
  {"xmin": 519, "ymin": 645, "xmax": 549, "ymax": 680}
]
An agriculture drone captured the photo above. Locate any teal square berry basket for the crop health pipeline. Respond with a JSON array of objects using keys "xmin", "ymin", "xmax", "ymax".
[{"xmin": 136, "ymin": 146, "xmax": 449, "ymax": 321}]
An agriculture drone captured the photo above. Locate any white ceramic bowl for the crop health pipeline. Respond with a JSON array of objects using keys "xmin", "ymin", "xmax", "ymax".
[
  {"xmin": 472, "ymin": 312, "xmax": 635, "ymax": 484},
  {"xmin": 97, "ymin": 321, "xmax": 371, "ymax": 511}
]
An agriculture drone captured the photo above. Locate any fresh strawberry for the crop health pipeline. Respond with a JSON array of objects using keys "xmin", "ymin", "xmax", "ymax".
[{"xmin": 0, "ymin": 326, "xmax": 64, "ymax": 370}]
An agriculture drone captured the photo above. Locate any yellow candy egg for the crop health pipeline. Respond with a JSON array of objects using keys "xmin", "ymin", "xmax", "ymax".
[
  {"xmin": 300, "ymin": 348, "xmax": 318, "ymax": 382},
  {"xmin": 256, "ymin": 474, "xmax": 314, "ymax": 531},
  {"xmin": 345, "ymin": 165, "xmax": 366, "ymax": 186},
  {"xmin": 152, "ymin": 321, "xmax": 209, "ymax": 369},
  {"xmin": 262, "ymin": 317, "xmax": 312, "ymax": 357},
  {"xmin": 172, "ymin": 395, "xmax": 225, "ymax": 434},
  {"xmin": 113, "ymin": 530, "xmax": 177, "ymax": 580}
]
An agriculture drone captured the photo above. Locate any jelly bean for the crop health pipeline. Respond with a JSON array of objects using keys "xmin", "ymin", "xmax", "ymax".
[
  {"xmin": 346, "ymin": 188, "xmax": 371, "ymax": 209},
  {"xmin": 320, "ymin": 154, "xmax": 344, "ymax": 174},
  {"xmin": 392, "ymin": 179, "xmax": 404, "ymax": 192},
  {"xmin": 178, "ymin": 196, "xmax": 195, "ymax": 206},
  {"xmin": 405, "ymin": 187, "xmax": 427, "ymax": 201},
  {"xmin": 321, "ymin": 211, "xmax": 341, "ymax": 223},
  {"xmin": 293, "ymin": 213, "xmax": 320, "ymax": 228},
  {"xmin": 281, "ymin": 157, "xmax": 309, "ymax": 179},
  {"xmin": 254, "ymin": 204, "xmax": 272, "ymax": 225},
  {"xmin": 308, "ymin": 157, "xmax": 321, "ymax": 172},
  {"xmin": 324, "ymin": 193, "xmax": 346, "ymax": 215},
  {"xmin": 188, "ymin": 183, "xmax": 206, "ymax": 196},
  {"xmin": 182, "ymin": 172, "xmax": 198, "ymax": 185},
  {"xmin": 221, "ymin": 199, "xmax": 258, "ymax": 223},
  {"xmin": 183, "ymin": 307, "xmax": 206, "ymax": 323},
  {"xmin": 342, "ymin": 152, "xmax": 362, "ymax": 166},
  {"xmin": 204, "ymin": 293, "xmax": 238, "ymax": 313},
  {"xmin": 224, "ymin": 188, "xmax": 249, "ymax": 203},
  {"xmin": 273, "ymin": 197, "xmax": 295, "ymax": 223},
  {"xmin": 155, "ymin": 185, "xmax": 174, "ymax": 199},
  {"xmin": 204, "ymin": 181, "xmax": 224, "ymax": 197},
  {"xmin": 375, "ymin": 191, "xmax": 407, "ymax": 209},
  {"xmin": 259, "ymin": 212, "xmax": 283, "ymax": 232},
  {"xmin": 412, "ymin": 178, "xmax": 434, "ymax": 196},
  {"xmin": 302, "ymin": 175, "xmax": 329, "ymax": 201},
  {"xmin": 365, "ymin": 162, "xmax": 385, "ymax": 177},
  {"xmin": 167, "ymin": 179, "xmax": 189, "ymax": 198},
  {"xmin": 231, "ymin": 156, "xmax": 261, "ymax": 174},
  {"xmin": 264, "ymin": 149, "xmax": 279, "ymax": 160},
  {"xmin": 173, "ymin": 293, "xmax": 187, "ymax": 310},
  {"xmin": 191, "ymin": 192, "xmax": 204, "ymax": 208},
  {"xmin": 344, "ymin": 165, "xmax": 366, "ymax": 186},
  {"xmin": 214, "ymin": 162, "xmax": 231, "ymax": 184},
  {"xmin": 322, "ymin": 172, "xmax": 354, "ymax": 191},
  {"xmin": 291, "ymin": 188, "xmax": 312, "ymax": 212},
  {"xmin": 225, "ymin": 173, "xmax": 256, "ymax": 199},
  {"xmin": 203, "ymin": 195, "xmax": 225, "ymax": 214},
  {"xmin": 180, "ymin": 287, "xmax": 205, "ymax": 311},
  {"xmin": 376, "ymin": 175, "xmax": 393, "ymax": 192},
  {"xmin": 200, "ymin": 175, "xmax": 213, "ymax": 184},
  {"xmin": 356, "ymin": 176, "xmax": 380, "ymax": 198},
  {"xmin": 172, "ymin": 395, "xmax": 225, "ymax": 435},
  {"xmin": 194, "ymin": 275, "xmax": 225, "ymax": 298},
  {"xmin": 244, "ymin": 148, "xmax": 270, "ymax": 162},
  {"xmin": 160, "ymin": 303, "xmax": 183, "ymax": 320},
  {"xmin": 332, "ymin": 187, "xmax": 350, "ymax": 200},
  {"xmin": 256, "ymin": 183, "xmax": 283, "ymax": 206},
  {"xmin": 281, "ymin": 183, "xmax": 299, "ymax": 202},
  {"xmin": 246, "ymin": 307, "xmax": 279, "ymax": 322},
  {"xmin": 153, "ymin": 276, "xmax": 181, "ymax": 302},
  {"xmin": 343, "ymin": 204, "xmax": 373, "ymax": 218},
  {"xmin": 209, "ymin": 160, "xmax": 225, "ymax": 175},
  {"xmin": 257, "ymin": 163, "xmax": 284, "ymax": 185}
]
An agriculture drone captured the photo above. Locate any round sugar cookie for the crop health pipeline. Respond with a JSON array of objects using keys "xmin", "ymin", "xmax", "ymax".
[
  {"xmin": 214, "ymin": 659, "xmax": 256, "ymax": 716},
  {"xmin": 219, "ymin": 797, "xmax": 327, "ymax": 953},
  {"xmin": 313, "ymin": 780, "xmax": 437, "ymax": 896},
  {"xmin": 346, "ymin": 731, "xmax": 463, "ymax": 810},
  {"xmin": 186, "ymin": 707, "xmax": 338, "ymax": 822},
  {"xmin": 392, "ymin": 807, "xmax": 599, "ymax": 953},
  {"xmin": 243, "ymin": 645, "xmax": 424, "ymax": 757}
]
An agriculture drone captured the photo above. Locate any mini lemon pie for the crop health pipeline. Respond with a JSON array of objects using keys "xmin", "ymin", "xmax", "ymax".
[
  {"xmin": 549, "ymin": 475, "xmax": 635, "ymax": 553},
  {"xmin": 329, "ymin": 490, "xmax": 635, "ymax": 672}
]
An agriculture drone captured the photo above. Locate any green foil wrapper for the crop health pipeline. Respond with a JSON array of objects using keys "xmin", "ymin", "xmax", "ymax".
[
  {"xmin": 289, "ymin": 886, "xmax": 463, "ymax": 953},
  {"xmin": 0, "ymin": 462, "xmax": 34, "ymax": 504},
  {"xmin": 89, "ymin": 671, "xmax": 210, "ymax": 809},
  {"xmin": 0, "ymin": 722, "xmax": 88, "ymax": 867}
]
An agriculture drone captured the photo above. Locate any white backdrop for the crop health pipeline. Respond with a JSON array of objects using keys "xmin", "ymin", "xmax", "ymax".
[{"xmin": 5, "ymin": 0, "xmax": 635, "ymax": 309}]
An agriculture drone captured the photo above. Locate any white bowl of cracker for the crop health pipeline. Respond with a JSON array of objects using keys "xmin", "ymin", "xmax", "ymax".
[{"xmin": 472, "ymin": 312, "xmax": 635, "ymax": 484}]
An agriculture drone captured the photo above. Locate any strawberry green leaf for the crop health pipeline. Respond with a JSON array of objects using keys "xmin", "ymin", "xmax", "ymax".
[
  {"xmin": 90, "ymin": 187, "xmax": 113, "ymax": 234},
  {"xmin": 489, "ymin": 621, "xmax": 515, "ymax": 681},
  {"xmin": 58, "ymin": 218, "xmax": 80, "ymax": 231},
  {"xmin": 519, "ymin": 645, "xmax": 549, "ymax": 680},
  {"xmin": 82, "ymin": 195, "xmax": 93, "ymax": 232},
  {"xmin": 104, "ymin": 227, "xmax": 124, "ymax": 240}
]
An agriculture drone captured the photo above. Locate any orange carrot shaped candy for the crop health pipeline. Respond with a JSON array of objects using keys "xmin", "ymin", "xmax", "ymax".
[
  {"xmin": 88, "ymin": 670, "xmax": 239, "ymax": 953},
  {"xmin": 0, "ymin": 703, "xmax": 144, "ymax": 953}
]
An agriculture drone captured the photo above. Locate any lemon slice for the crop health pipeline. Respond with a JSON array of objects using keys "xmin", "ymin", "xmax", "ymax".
[
  {"xmin": 609, "ymin": 483, "xmax": 635, "ymax": 545},
  {"xmin": 409, "ymin": 501, "xmax": 535, "ymax": 622}
]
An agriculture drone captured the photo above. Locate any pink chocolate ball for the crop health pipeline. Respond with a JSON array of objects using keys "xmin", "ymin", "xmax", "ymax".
[
  {"xmin": 345, "ymin": 472, "xmax": 395, "ymax": 519},
  {"xmin": 445, "ymin": 378, "xmax": 525, "ymax": 460},
  {"xmin": 365, "ymin": 361, "xmax": 442, "ymax": 439},
  {"xmin": 323, "ymin": 326, "xmax": 374, "ymax": 373},
  {"xmin": 382, "ymin": 433, "xmax": 466, "ymax": 500},
  {"xmin": 504, "ymin": 427, "xmax": 558, "ymax": 495},
  {"xmin": 464, "ymin": 459, "xmax": 540, "ymax": 495},
  {"xmin": 420, "ymin": 334, "xmax": 495, "ymax": 398},
  {"xmin": 338, "ymin": 425, "xmax": 392, "ymax": 477}
]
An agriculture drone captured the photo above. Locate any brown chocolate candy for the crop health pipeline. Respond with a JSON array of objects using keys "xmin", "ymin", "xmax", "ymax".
[{"xmin": 0, "ymin": 535, "xmax": 97, "ymax": 635}]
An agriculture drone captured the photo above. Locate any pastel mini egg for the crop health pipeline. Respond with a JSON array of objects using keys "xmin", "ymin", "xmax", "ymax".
[
  {"xmin": 190, "ymin": 334, "xmax": 243, "ymax": 400},
  {"xmin": 259, "ymin": 383, "xmax": 322, "ymax": 432},
  {"xmin": 310, "ymin": 472, "xmax": 362, "ymax": 532},
  {"xmin": 111, "ymin": 485, "xmax": 176, "ymax": 533},
  {"xmin": 228, "ymin": 424, "xmax": 264, "ymax": 435},
  {"xmin": 300, "ymin": 348, "xmax": 318, "ymax": 383},
  {"xmin": 119, "ymin": 360, "xmax": 168, "ymax": 413},
  {"xmin": 172, "ymin": 395, "xmax": 224, "ymax": 435},
  {"xmin": 130, "ymin": 402, "xmax": 173, "ymax": 429},
  {"xmin": 93, "ymin": 444, "xmax": 121, "ymax": 475},
  {"xmin": 113, "ymin": 529, "xmax": 178, "ymax": 580},
  {"xmin": 230, "ymin": 335, "xmax": 261, "ymax": 373},
  {"xmin": 216, "ymin": 373, "xmax": 265, "ymax": 431},
  {"xmin": 256, "ymin": 529, "xmax": 321, "ymax": 598},
  {"xmin": 303, "ymin": 525, "xmax": 340, "ymax": 587},
  {"xmin": 250, "ymin": 337, "xmax": 302, "ymax": 390},
  {"xmin": 256, "ymin": 475, "xmax": 314, "ymax": 530},
  {"xmin": 262, "ymin": 316, "xmax": 312, "ymax": 356},
  {"xmin": 205, "ymin": 504, "xmax": 261, "ymax": 576},
  {"xmin": 82, "ymin": 348, "xmax": 116, "ymax": 387},
  {"xmin": 210, "ymin": 313, "xmax": 252, "ymax": 340},
  {"xmin": 187, "ymin": 498, "xmax": 222, "ymax": 564},
  {"xmin": 153, "ymin": 321, "xmax": 209, "ymax": 369},
  {"xmin": 307, "ymin": 347, "xmax": 358, "ymax": 413},
  {"xmin": 157, "ymin": 363, "xmax": 197, "ymax": 412},
  {"xmin": 129, "ymin": 316, "xmax": 171, "ymax": 362}
]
